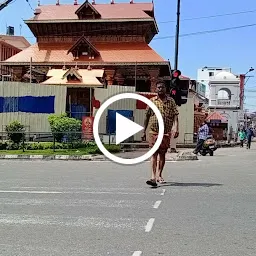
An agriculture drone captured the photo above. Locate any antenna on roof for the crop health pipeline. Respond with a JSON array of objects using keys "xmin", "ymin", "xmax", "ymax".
[
  {"xmin": 111, "ymin": 0, "xmax": 114, "ymax": 4},
  {"xmin": 56, "ymin": 0, "xmax": 59, "ymax": 5},
  {"xmin": 74, "ymin": 0, "xmax": 77, "ymax": 5}
]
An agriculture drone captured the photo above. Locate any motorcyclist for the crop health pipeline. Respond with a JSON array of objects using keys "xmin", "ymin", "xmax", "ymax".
[{"xmin": 193, "ymin": 121, "xmax": 209, "ymax": 155}]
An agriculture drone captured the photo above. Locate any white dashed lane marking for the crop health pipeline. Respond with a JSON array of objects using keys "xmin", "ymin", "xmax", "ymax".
[
  {"xmin": 153, "ymin": 200, "xmax": 161, "ymax": 209},
  {"xmin": 160, "ymin": 189, "xmax": 166, "ymax": 195},
  {"xmin": 145, "ymin": 218, "xmax": 155, "ymax": 232},
  {"xmin": 132, "ymin": 251, "xmax": 142, "ymax": 256}
]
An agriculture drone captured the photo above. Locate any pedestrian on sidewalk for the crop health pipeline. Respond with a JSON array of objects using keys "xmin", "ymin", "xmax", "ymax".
[
  {"xmin": 246, "ymin": 126, "xmax": 254, "ymax": 149},
  {"xmin": 238, "ymin": 129, "xmax": 246, "ymax": 147},
  {"xmin": 142, "ymin": 80, "xmax": 179, "ymax": 187},
  {"xmin": 193, "ymin": 121, "xmax": 209, "ymax": 155}
]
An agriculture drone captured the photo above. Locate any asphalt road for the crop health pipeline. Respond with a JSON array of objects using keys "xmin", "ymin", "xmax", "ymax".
[{"xmin": 0, "ymin": 145, "xmax": 256, "ymax": 256}]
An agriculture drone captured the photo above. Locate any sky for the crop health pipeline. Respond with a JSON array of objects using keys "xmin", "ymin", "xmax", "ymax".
[{"xmin": 0, "ymin": 0, "xmax": 256, "ymax": 111}]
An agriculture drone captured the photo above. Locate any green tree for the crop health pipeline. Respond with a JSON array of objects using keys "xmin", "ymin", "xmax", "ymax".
[
  {"xmin": 48, "ymin": 114, "xmax": 82, "ymax": 143},
  {"xmin": 5, "ymin": 121, "xmax": 25, "ymax": 144}
]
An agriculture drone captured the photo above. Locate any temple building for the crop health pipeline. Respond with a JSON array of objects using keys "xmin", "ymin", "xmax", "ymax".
[
  {"xmin": 1, "ymin": 0, "xmax": 173, "ymax": 119},
  {"xmin": 2, "ymin": 0, "xmax": 171, "ymax": 91}
]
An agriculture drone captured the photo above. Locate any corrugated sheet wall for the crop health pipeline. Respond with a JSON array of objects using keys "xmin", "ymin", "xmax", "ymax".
[
  {"xmin": 0, "ymin": 83, "xmax": 194, "ymax": 142},
  {"xmin": 93, "ymin": 86, "xmax": 194, "ymax": 143},
  {"xmin": 176, "ymin": 98, "xmax": 194, "ymax": 144},
  {"xmin": 93, "ymin": 85, "xmax": 136, "ymax": 136},
  {"xmin": 0, "ymin": 82, "xmax": 67, "ymax": 132}
]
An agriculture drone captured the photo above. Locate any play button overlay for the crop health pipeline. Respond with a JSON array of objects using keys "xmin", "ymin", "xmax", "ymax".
[
  {"xmin": 115, "ymin": 113, "xmax": 144, "ymax": 145},
  {"xmin": 93, "ymin": 93, "xmax": 164, "ymax": 165}
]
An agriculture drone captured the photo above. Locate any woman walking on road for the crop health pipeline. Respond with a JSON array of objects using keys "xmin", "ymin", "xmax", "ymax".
[{"xmin": 238, "ymin": 129, "xmax": 246, "ymax": 147}]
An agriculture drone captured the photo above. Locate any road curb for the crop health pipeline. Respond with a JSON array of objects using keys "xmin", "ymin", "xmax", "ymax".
[
  {"xmin": 0, "ymin": 152, "xmax": 198, "ymax": 161},
  {"xmin": 174, "ymin": 151, "xmax": 198, "ymax": 161},
  {"xmin": 0, "ymin": 154, "xmax": 106, "ymax": 161},
  {"xmin": 177, "ymin": 143, "xmax": 240, "ymax": 148}
]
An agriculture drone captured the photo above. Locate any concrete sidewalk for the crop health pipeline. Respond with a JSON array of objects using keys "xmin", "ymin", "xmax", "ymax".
[
  {"xmin": 115, "ymin": 148, "xmax": 198, "ymax": 161},
  {"xmin": 121, "ymin": 141, "xmax": 240, "ymax": 149}
]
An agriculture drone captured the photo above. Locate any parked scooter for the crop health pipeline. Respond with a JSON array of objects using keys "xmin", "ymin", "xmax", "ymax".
[{"xmin": 199, "ymin": 135, "xmax": 218, "ymax": 156}]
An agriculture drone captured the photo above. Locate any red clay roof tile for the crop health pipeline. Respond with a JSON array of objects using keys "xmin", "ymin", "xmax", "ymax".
[
  {"xmin": 30, "ymin": 2, "xmax": 153, "ymax": 20},
  {"xmin": 206, "ymin": 112, "xmax": 227, "ymax": 122},
  {"xmin": 0, "ymin": 35, "xmax": 30, "ymax": 50},
  {"xmin": 4, "ymin": 42, "xmax": 165, "ymax": 63}
]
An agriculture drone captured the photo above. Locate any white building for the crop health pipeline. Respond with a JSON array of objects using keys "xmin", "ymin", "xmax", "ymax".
[
  {"xmin": 197, "ymin": 67, "xmax": 232, "ymax": 98},
  {"xmin": 208, "ymin": 70, "xmax": 242, "ymax": 136}
]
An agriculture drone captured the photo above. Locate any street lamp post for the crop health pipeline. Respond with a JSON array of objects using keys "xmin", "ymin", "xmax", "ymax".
[
  {"xmin": 242, "ymin": 67, "xmax": 254, "ymax": 128},
  {"xmin": 245, "ymin": 67, "xmax": 254, "ymax": 76},
  {"xmin": 174, "ymin": 0, "xmax": 181, "ymax": 70}
]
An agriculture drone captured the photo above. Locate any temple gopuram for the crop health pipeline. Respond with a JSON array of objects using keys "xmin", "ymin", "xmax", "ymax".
[{"xmin": 2, "ymin": 0, "xmax": 171, "ymax": 93}]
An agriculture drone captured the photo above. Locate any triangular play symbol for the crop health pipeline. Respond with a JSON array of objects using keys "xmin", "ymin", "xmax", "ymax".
[{"xmin": 115, "ymin": 113, "xmax": 144, "ymax": 145}]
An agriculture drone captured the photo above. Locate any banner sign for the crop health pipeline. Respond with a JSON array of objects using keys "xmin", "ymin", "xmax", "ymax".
[
  {"xmin": 82, "ymin": 116, "xmax": 94, "ymax": 140},
  {"xmin": 0, "ymin": 96, "xmax": 55, "ymax": 113}
]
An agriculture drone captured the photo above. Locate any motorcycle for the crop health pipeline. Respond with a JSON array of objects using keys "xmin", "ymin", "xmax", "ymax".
[{"xmin": 199, "ymin": 135, "xmax": 218, "ymax": 156}]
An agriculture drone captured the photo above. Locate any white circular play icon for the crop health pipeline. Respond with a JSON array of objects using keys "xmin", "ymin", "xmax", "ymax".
[{"xmin": 93, "ymin": 93, "xmax": 164, "ymax": 165}]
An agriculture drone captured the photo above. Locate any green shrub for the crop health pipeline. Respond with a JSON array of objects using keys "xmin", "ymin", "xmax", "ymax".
[
  {"xmin": 0, "ymin": 140, "xmax": 121, "ymax": 154},
  {"xmin": 48, "ymin": 114, "xmax": 82, "ymax": 143},
  {"xmin": 104, "ymin": 144, "xmax": 121, "ymax": 153},
  {"xmin": 16, "ymin": 142, "xmax": 98, "ymax": 151},
  {"xmin": 0, "ymin": 141, "xmax": 8, "ymax": 150},
  {"xmin": 6, "ymin": 143, "xmax": 19, "ymax": 150},
  {"xmin": 5, "ymin": 121, "xmax": 25, "ymax": 144}
]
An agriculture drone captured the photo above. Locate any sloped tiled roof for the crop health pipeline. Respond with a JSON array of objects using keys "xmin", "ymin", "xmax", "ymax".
[
  {"xmin": 67, "ymin": 36, "xmax": 100, "ymax": 55},
  {"xmin": 29, "ymin": 2, "xmax": 153, "ymax": 21},
  {"xmin": 43, "ymin": 68, "xmax": 103, "ymax": 86},
  {"xmin": 4, "ymin": 42, "xmax": 165, "ymax": 64},
  {"xmin": 47, "ymin": 68, "xmax": 104, "ymax": 78},
  {"xmin": 0, "ymin": 35, "xmax": 30, "ymax": 50},
  {"xmin": 0, "ymin": 41, "xmax": 20, "ymax": 53},
  {"xmin": 43, "ymin": 75, "xmax": 102, "ymax": 86},
  {"xmin": 206, "ymin": 112, "xmax": 227, "ymax": 122}
]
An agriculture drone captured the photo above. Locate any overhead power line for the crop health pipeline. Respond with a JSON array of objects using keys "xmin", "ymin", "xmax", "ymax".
[
  {"xmin": 245, "ymin": 103, "xmax": 256, "ymax": 107},
  {"xmin": 154, "ymin": 23, "xmax": 256, "ymax": 40},
  {"xmin": 245, "ymin": 89, "xmax": 256, "ymax": 93},
  {"xmin": 25, "ymin": 0, "xmax": 33, "ymax": 11},
  {"xmin": 159, "ymin": 9, "xmax": 256, "ymax": 23}
]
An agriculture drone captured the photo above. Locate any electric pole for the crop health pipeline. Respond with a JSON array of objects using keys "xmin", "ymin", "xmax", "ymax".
[
  {"xmin": 0, "ymin": 0, "xmax": 14, "ymax": 11},
  {"xmin": 174, "ymin": 0, "xmax": 181, "ymax": 70}
]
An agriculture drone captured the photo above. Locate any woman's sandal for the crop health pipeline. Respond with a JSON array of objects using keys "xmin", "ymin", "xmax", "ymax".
[
  {"xmin": 146, "ymin": 179, "xmax": 158, "ymax": 187},
  {"xmin": 157, "ymin": 177, "xmax": 166, "ymax": 184}
]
